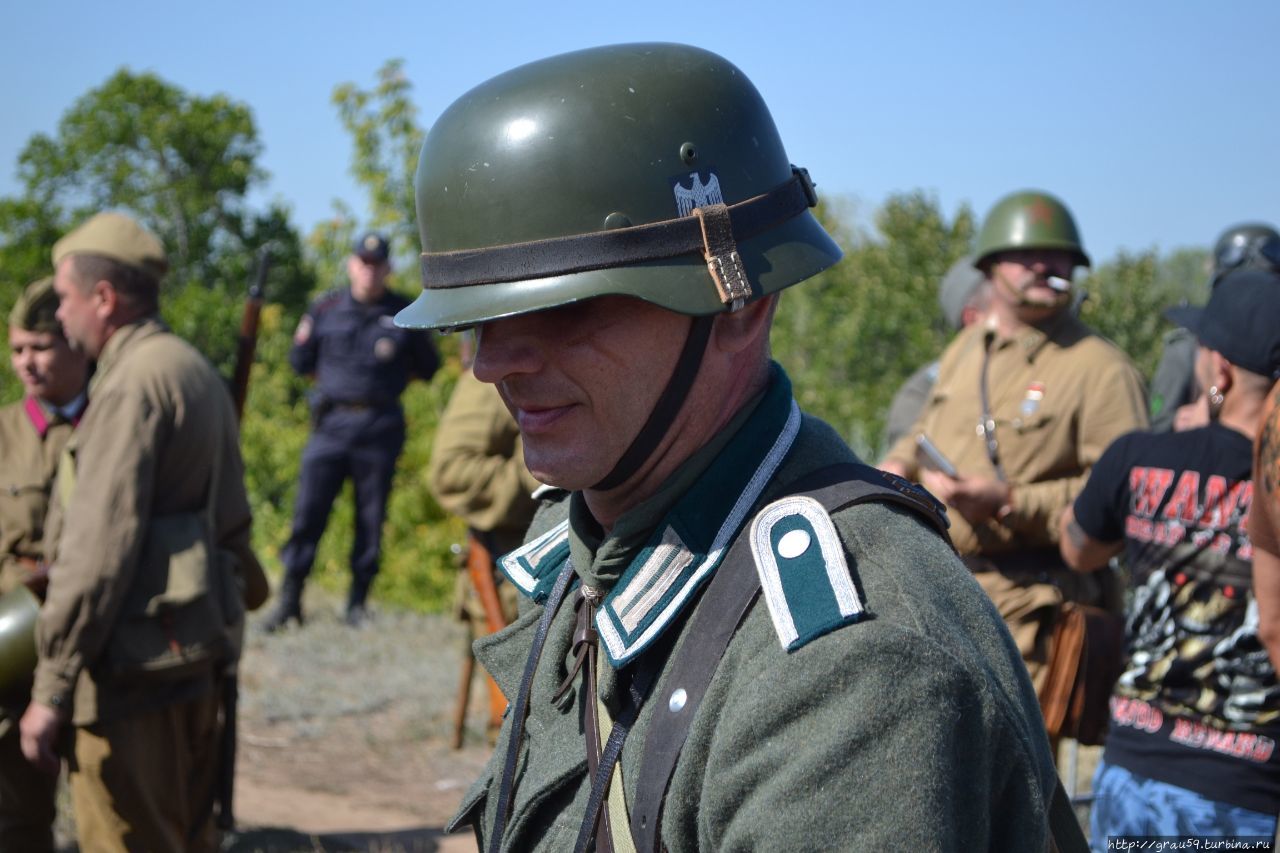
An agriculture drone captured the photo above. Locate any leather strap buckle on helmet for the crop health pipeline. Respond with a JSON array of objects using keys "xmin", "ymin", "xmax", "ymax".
[
  {"xmin": 793, "ymin": 165, "xmax": 818, "ymax": 208},
  {"xmin": 693, "ymin": 204, "xmax": 750, "ymax": 311},
  {"xmin": 418, "ymin": 167, "xmax": 820, "ymax": 301}
]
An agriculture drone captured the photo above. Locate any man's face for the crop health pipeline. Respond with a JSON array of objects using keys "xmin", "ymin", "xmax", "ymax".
[
  {"xmin": 471, "ymin": 295, "xmax": 690, "ymax": 490},
  {"xmin": 988, "ymin": 248, "xmax": 1077, "ymax": 320},
  {"xmin": 348, "ymin": 254, "xmax": 390, "ymax": 304},
  {"xmin": 53, "ymin": 257, "xmax": 108, "ymax": 357},
  {"xmin": 8, "ymin": 326, "xmax": 88, "ymax": 406}
]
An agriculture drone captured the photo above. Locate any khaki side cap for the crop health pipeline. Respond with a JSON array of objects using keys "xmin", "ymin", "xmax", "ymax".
[
  {"xmin": 52, "ymin": 211, "xmax": 168, "ymax": 281},
  {"xmin": 8, "ymin": 276, "xmax": 61, "ymax": 333}
]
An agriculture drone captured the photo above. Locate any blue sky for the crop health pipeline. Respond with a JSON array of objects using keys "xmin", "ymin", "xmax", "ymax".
[{"xmin": 4, "ymin": 0, "xmax": 1277, "ymax": 264}]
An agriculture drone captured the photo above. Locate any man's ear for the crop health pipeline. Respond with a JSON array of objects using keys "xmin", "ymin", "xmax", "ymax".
[
  {"xmin": 1212, "ymin": 350, "xmax": 1235, "ymax": 394},
  {"xmin": 711, "ymin": 294, "xmax": 777, "ymax": 355},
  {"xmin": 92, "ymin": 279, "xmax": 118, "ymax": 319}
]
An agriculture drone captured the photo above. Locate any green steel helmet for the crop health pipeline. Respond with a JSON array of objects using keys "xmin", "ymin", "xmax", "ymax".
[
  {"xmin": 0, "ymin": 585, "xmax": 38, "ymax": 693},
  {"xmin": 397, "ymin": 43, "xmax": 843, "ymax": 331},
  {"xmin": 973, "ymin": 190, "xmax": 1090, "ymax": 270},
  {"xmin": 1211, "ymin": 222, "xmax": 1280, "ymax": 284}
]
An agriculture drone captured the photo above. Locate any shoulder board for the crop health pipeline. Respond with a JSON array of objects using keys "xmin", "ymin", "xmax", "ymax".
[
  {"xmin": 309, "ymin": 290, "xmax": 344, "ymax": 316},
  {"xmin": 750, "ymin": 462, "xmax": 951, "ymax": 651}
]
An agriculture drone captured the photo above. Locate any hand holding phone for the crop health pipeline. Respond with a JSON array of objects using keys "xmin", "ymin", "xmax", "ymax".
[{"xmin": 915, "ymin": 433, "xmax": 959, "ymax": 479}]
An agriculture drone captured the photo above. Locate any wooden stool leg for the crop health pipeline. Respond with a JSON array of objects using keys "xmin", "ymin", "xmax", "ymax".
[
  {"xmin": 452, "ymin": 641, "xmax": 475, "ymax": 749},
  {"xmin": 485, "ymin": 671, "xmax": 506, "ymax": 738}
]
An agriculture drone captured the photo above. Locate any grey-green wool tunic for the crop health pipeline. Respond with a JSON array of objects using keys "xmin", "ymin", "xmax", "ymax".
[{"xmin": 449, "ymin": 365, "xmax": 1057, "ymax": 851}]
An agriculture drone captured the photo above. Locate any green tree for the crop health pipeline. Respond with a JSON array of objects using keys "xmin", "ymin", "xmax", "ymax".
[
  {"xmin": 320, "ymin": 58, "xmax": 426, "ymax": 297},
  {"xmin": 0, "ymin": 68, "xmax": 316, "ymax": 376},
  {"xmin": 1079, "ymin": 248, "xmax": 1208, "ymax": 381},
  {"xmin": 773, "ymin": 191, "xmax": 976, "ymax": 458}
]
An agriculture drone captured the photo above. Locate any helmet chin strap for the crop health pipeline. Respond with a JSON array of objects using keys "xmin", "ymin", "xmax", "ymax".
[{"xmin": 591, "ymin": 315, "xmax": 715, "ymax": 492}]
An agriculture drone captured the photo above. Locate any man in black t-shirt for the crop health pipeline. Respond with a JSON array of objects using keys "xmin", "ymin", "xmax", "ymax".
[{"xmin": 1060, "ymin": 269, "xmax": 1280, "ymax": 846}]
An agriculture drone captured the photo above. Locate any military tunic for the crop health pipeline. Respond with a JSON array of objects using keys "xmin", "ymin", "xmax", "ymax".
[
  {"xmin": 883, "ymin": 310, "xmax": 1148, "ymax": 686},
  {"xmin": 429, "ymin": 369, "xmax": 541, "ymax": 559},
  {"xmin": 34, "ymin": 317, "xmax": 263, "ymax": 851},
  {"xmin": 450, "ymin": 366, "xmax": 1058, "ymax": 851},
  {"xmin": 0, "ymin": 399, "xmax": 75, "ymax": 852}
]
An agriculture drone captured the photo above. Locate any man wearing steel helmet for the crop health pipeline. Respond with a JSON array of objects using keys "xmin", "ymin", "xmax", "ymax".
[
  {"xmin": 0, "ymin": 277, "xmax": 89, "ymax": 852},
  {"xmin": 881, "ymin": 191, "xmax": 1148, "ymax": 694},
  {"xmin": 1149, "ymin": 222, "xmax": 1280, "ymax": 433},
  {"xmin": 401, "ymin": 44, "xmax": 1062, "ymax": 851}
]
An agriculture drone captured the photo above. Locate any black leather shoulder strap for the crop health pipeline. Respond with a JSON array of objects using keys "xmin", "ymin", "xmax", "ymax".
[{"xmin": 628, "ymin": 462, "xmax": 950, "ymax": 851}]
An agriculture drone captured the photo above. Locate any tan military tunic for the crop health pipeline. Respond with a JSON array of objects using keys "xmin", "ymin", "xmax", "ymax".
[
  {"xmin": 884, "ymin": 311, "xmax": 1147, "ymax": 686},
  {"xmin": 430, "ymin": 369, "xmax": 541, "ymax": 630},
  {"xmin": 0, "ymin": 401, "xmax": 74, "ymax": 593},
  {"xmin": 885, "ymin": 310, "xmax": 1148, "ymax": 556},
  {"xmin": 35, "ymin": 317, "xmax": 261, "ymax": 723},
  {"xmin": 34, "ymin": 318, "xmax": 263, "ymax": 851},
  {"xmin": 0, "ymin": 399, "xmax": 75, "ymax": 852},
  {"xmin": 429, "ymin": 369, "xmax": 541, "ymax": 557}
]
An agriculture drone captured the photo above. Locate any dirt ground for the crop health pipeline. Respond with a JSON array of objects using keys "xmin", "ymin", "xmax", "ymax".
[{"xmin": 225, "ymin": 602, "xmax": 492, "ymax": 852}]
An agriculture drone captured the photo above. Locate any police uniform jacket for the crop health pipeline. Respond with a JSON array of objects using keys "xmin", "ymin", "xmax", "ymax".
[
  {"xmin": 290, "ymin": 288, "xmax": 439, "ymax": 413},
  {"xmin": 884, "ymin": 310, "xmax": 1148, "ymax": 556},
  {"xmin": 33, "ymin": 318, "xmax": 262, "ymax": 726},
  {"xmin": 0, "ymin": 400, "xmax": 75, "ymax": 595},
  {"xmin": 450, "ymin": 365, "xmax": 1059, "ymax": 850}
]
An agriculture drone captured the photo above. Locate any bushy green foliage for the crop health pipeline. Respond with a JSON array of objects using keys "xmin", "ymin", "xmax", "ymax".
[
  {"xmin": 772, "ymin": 192, "xmax": 976, "ymax": 459},
  {"xmin": 1079, "ymin": 248, "xmax": 1208, "ymax": 380}
]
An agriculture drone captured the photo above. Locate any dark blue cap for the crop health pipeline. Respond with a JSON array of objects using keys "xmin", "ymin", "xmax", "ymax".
[
  {"xmin": 1166, "ymin": 268, "xmax": 1280, "ymax": 380},
  {"xmin": 353, "ymin": 231, "xmax": 390, "ymax": 262}
]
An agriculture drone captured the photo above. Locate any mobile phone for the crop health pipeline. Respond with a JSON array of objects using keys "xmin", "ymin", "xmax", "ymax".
[{"xmin": 915, "ymin": 433, "xmax": 959, "ymax": 479}]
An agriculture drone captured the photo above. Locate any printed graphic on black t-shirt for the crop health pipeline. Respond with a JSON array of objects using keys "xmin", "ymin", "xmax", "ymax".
[{"xmin": 1072, "ymin": 423, "xmax": 1280, "ymax": 813}]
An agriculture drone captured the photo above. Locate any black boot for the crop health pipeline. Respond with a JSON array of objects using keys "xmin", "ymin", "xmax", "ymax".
[
  {"xmin": 261, "ymin": 577, "xmax": 305, "ymax": 633},
  {"xmin": 344, "ymin": 579, "xmax": 372, "ymax": 628}
]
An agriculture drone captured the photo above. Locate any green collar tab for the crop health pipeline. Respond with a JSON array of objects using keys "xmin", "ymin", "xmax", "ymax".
[{"xmin": 498, "ymin": 370, "xmax": 801, "ymax": 666}]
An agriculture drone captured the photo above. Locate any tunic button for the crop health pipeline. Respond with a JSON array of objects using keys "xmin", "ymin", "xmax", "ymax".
[{"xmin": 668, "ymin": 688, "xmax": 687, "ymax": 713}]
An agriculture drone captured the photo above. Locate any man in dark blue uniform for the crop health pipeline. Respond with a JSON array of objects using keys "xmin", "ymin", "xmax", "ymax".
[{"xmin": 264, "ymin": 231, "xmax": 439, "ymax": 629}]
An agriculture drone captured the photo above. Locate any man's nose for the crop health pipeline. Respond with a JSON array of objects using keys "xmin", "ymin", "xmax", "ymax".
[{"xmin": 472, "ymin": 316, "xmax": 544, "ymax": 384}]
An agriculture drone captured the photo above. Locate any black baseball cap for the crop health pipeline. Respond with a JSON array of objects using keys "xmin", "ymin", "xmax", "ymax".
[
  {"xmin": 1167, "ymin": 268, "xmax": 1280, "ymax": 380},
  {"xmin": 353, "ymin": 231, "xmax": 390, "ymax": 263}
]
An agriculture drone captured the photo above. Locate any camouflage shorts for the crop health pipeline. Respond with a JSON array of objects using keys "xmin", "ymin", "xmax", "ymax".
[{"xmin": 1089, "ymin": 759, "xmax": 1276, "ymax": 852}]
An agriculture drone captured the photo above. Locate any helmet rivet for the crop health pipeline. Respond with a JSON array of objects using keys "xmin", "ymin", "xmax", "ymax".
[
  {"xmin": 679, "ymin": 142, "xmax": 698, "ymax": 165},
  {"xmin": 603, "ymin": 212, "xmax": 633, "ymax": 230}
]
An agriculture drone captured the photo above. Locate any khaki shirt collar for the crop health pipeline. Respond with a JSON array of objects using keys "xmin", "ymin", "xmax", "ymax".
[
  {"xmin": 983, "ymin": 308, "xmax": 1075, "ymax": 363},
  {"xmin": 89, "ymin": 316, "xmax": 168, "ymax": 394}
]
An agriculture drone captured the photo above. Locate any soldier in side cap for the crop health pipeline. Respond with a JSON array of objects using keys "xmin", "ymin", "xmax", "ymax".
[
  {"xmin": 262, "ymin": 230, "xmax": 440, "ymax": 631},
  {"xmin": 17, "ymin": 211, "xmax": 268, "ymax": 852},
  {"xmin": 881, "ymin": 191, "xmax": 1148, "ymax": 694},
  {"xmin": 0, "ymin": 277, "xmax": 89, "ymax": 851},
  {"xmin": 883, "ymin": 256, "xmax": 991, "ymax": 448},
  {"xmin": 404, "ymin": 44, "xmax": 1070, "ymax": 851}
]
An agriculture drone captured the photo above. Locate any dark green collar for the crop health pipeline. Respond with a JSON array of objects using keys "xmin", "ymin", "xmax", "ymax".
[{"xmin": 497, "ymin": 364, "xmax": 801, "ymax": 666}]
